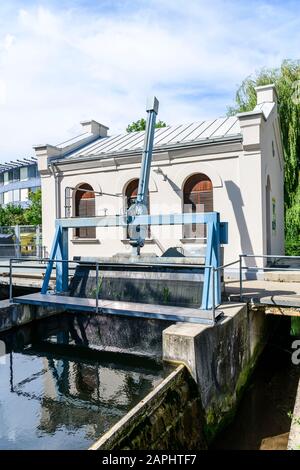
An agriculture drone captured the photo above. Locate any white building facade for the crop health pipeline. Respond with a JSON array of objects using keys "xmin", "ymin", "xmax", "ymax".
[{"xmin": 35, "ymin": 85, "xmax": 285, "ymax": 266}]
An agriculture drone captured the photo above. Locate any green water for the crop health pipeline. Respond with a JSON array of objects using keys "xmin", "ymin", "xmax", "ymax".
[{"xmin": 0, "ymin": 314, "xmax": 171, "ymax": 450}]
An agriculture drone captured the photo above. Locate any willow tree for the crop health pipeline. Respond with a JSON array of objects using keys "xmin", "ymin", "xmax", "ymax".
[{"xmin": 228, "ymin": 60, "xmax": 300, "ymax": 254}]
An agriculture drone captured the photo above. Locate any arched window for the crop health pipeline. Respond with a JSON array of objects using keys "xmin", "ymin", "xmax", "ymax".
[
  {"xmin": 183, "ymin": 173, "xmax": 213, "ymax": 240},
  {"xmin": 75, "ymin": 183, "xmax": 96, "ymax": 238},
  {"xmin": 125, "ymin": 179, "xmax": 139, "ymax": 211},
  {"xmin": 125, "ymin": 179, "xmax": 150, "ymax": 238}
]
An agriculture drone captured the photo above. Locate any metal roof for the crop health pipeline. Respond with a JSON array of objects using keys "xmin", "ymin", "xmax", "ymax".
[
  {"xmin": 0, "ymin": 157, "xmax": 37, "ymax": 173},
  {"xmin": 60, "ymin": 116, "xmax": 241, "ymax": 162}
]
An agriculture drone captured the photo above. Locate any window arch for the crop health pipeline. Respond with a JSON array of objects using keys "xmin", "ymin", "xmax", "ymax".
[
  {"xmin": 125, "ymin": 179, "xmax": 150, "ymax": 238},
  {"xmin": 125, "ymin": 179, "xmax": 139, "ymax": 211},
  {"xmin": 183, "ymin": 173, "xmax": 213, "ymax": 239},
  {"xmin": 75, "ymin": 183, "xmax": 96, "ymax": 238}
]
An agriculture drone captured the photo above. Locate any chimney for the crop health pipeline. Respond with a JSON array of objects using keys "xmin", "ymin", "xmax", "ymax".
[
  {"xmin": 80, "ymin": 120, "xmax": 109, "ymax": 137},
  {"xmin": 255, "ymin": 84, "xmax": 278, "ymax": 105}
]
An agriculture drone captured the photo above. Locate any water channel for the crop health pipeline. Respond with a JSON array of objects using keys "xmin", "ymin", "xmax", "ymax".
[{"xmin": 0, "ymin": 313, "xmax": 171, "ymax": 450}]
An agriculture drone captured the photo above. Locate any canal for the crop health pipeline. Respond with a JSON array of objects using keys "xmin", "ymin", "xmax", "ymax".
[{"xmin": 0, "ymin": 313, "xmax": 172, "ymax": 450}]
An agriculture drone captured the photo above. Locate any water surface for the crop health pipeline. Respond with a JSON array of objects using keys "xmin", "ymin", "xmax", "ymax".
[{"xmin": 0, "ymin": 314, "xmax": 171, "ymax": 450}]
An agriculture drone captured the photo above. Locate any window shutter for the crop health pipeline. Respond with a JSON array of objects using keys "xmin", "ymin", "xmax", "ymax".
[
  {"xmin": 183, "ymin": 174, "xmax": 213, "ymax": 240},
  {"xmin": 75, "ymin": 185, "xmax": 96, "ymax": 238}
]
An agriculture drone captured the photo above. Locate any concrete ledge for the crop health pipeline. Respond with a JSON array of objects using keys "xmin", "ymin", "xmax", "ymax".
[
  {"xmin": 288, "ymin": 378, "xmax": 300, "ymax": 450},
  {"xmin": 0, "ymin": 299, "xmax": 63, "ymax": 333},
  {"xmin": 89, "ymin": 364, "xmax": 207, "ymax": 450},
  {"xmin": 263, "ymin": 271, "xmax": 300, "ymax": 283}
]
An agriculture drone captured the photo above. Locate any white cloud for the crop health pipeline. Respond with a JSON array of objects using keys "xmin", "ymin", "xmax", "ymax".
[
  {"xmin": 0, "ymin": 79, "xmax": 6, "ymax": 105},
  {"xmin": 0, "ymin": 0, "xmax": 299, "ymax": 162}
]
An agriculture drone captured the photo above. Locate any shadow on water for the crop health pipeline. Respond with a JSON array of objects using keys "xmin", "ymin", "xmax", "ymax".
[
  {"xmin": 0, "ymin": 313, "xmax": 172, "ymax": 450},
  {"xmin": 211, "ymin": 317, "xmax": 300, "ymax": 450}
]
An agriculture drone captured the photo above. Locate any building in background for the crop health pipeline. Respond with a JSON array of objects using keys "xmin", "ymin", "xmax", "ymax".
[
  {"xmin": 35, "ymin": 85, "xmax": 285, "ymax": 265},
  {"xmin": 0, "ymin": 157, "xmax": 40, "ymax": 207}
]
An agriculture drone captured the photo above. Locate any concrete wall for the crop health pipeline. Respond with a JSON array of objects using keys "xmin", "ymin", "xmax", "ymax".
[
  {"xmin": 69, "ymin": 264, "xmax": 205, "ymax": 308},
  {"xmin": 87, "ymin": 303, "xmax": 269, "ymax": 449},
  {"xmin": 0, "ymin": 299, "xmax": 62, "ymax": 333},
  {"xmin": 288, "ymin": 378, "xmax": 300, "ymax": 450},
  {"xmin": 45, "ymin": 311, "xmax": 173, "ymax": 358},
  {"xmin": 90, "ymin": 364, "xmax": 207, "ymax": 450},
  {"xmin": 163, "ymin": 303, "xmax": 268, "ymax": 441}
]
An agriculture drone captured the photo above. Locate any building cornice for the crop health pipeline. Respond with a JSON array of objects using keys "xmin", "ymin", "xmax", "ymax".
[{"xmin": 51, "ymin": 136, "xmax": 243, "ymax": 173}]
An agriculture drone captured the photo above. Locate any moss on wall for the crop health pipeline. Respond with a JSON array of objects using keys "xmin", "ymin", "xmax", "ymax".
[
  {"xmin": 92, "ymin": 366, "xmax": 208, "ymax": 450},
  {"xmin": 203, "ymin": 335, "xmax": 266, "ymax": 442}
]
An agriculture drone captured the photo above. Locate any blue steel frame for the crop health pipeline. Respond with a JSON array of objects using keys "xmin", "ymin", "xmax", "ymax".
[{"xmin": 41, "ymin": 211, "xmax": 228, "ymax": 310}]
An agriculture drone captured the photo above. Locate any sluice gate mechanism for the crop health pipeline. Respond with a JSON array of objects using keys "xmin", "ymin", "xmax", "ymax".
[{"xmin": 13, "ymin": 97, "xmax": 228, "ymax": 325}]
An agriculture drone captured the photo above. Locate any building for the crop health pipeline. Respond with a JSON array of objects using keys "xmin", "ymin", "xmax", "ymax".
[
  {"xmin": 35, "ymin": 85, "xmax": 285, "ymax": 266},
  {"xmin": 0, "ymin": 157, "xmax": 40, "ymax": 208}
]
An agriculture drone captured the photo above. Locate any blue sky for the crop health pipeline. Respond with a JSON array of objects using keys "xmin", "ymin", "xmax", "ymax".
[{"xmin": 0, "ymin": 0, "xmax": 299, "ymax": 162}]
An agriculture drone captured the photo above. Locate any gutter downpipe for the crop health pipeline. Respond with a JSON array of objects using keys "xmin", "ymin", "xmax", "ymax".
[{"xmin": 50, "ymin": 162, "xmax": 61, "ymax": 219}]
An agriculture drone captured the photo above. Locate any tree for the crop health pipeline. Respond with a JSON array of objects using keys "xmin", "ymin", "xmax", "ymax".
[
  {"xmin": 0, "ymin": 204, "xmax": 26, "ymax": 226},
  {"xmin": 126, "ymin": 118, "xmax": 167, "ymax": 133},
  {"xmin": 0, "ymin": 189, "xmax": 42, "ymax": 227},
  {"xmin": 24, "ymin": 189, "xmax": 42, "ymax": 225},
  {"xmin": 228, "ymin": 60, "xmax": 300, "ymax": 254}
]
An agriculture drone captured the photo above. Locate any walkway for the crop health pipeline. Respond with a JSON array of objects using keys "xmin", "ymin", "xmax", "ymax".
[
  {"xmin": 225, "ymin": 279, "xmax": 300, "ymax": 312},
  {"xmin": 13, "ymin": 293, "xmax": 223, "ymax": 325}
]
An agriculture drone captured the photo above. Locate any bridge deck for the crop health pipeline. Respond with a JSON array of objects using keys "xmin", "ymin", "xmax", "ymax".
[{"xmin": 13, "ymin": 293, "xmax": 222, "ymax": 325}]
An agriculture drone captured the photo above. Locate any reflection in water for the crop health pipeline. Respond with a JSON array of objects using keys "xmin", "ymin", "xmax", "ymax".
[{"xmin": 0, "ymin": 314, "xmax": 171, "ymax": 450}]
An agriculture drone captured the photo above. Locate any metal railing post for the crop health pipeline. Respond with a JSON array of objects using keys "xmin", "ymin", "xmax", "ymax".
[
  {"xmin": 95, "ymin": 262, "xmax": 99, "ymax": 314},
  {"xmin": 36, "ymin": 225, "xmax": 41, "ymax": 258},
  {"xmin": 9, "ymin": 258, "xmax": 13, "ymax": 302},
  {"xmin": 239, "ymin": 254, "xmax": 243, "ymax": 302},
  {"xmin": 212, "ymin": 266, "xmax": 216, "ymax": 324},
  {"xmin": 14, "ymin": 225, "xmax": 20, "ymax": 259}
]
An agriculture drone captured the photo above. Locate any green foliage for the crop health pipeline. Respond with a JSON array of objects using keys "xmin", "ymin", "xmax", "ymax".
[
  {"xmin": 126, "ymin": 118, "xmax": 167, "ymax": 133},
  {"xmin": 288, "ymin": 411, "xmax": 300, "ymax": 426},
  {"xmin": 285, "ymin": 181, "xmax": 300, "ymax": 255},
  {"xmin": 24, "ymin": 189, "xmax": 42, "ymax": 225},
  {"xmin": 90, "ymin": 275, "xmax": 103, "ymax": 299},
  {"xmin": 0, "ymin": 204, "xmax": 26, "ymax": 226},
  {"xmin": 162, "ymin": 286, "xmax": 170, "ymax": 304},
  {"xmin": 228, "ymin": 60, "xmax": 300, "ymax": 254},
  {"xmin": 0, "ymin": 189, "xmax": 42, "ymax": 226}
]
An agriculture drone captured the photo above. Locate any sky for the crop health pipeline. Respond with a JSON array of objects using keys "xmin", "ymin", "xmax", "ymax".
[{"xmin": 0, "ymin": 0, "xmax": 300, "ymax": 162}]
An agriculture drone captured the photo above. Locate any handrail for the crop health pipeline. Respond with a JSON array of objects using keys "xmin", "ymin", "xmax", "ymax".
[
  {"xmin": 6, "ymin": 256, "xmax": 209, "ymax": 269},
  {"xmin": 214, "ymin": 259, "xmax": 240, "ymax": 271},
  {"xmin": 241, "ymin": 266, "xmax": 300, "ymax": 272},
  {"xmin": 241, "ymin": 254, "xmax": 300, "ymax": 259},
  {"xmin": 239, "ymin": 253, "xmax": 300, "ymax": 302},
  {"xmin": 9, "ymin": 258, "xmax": 99, "ymax": 304}
]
